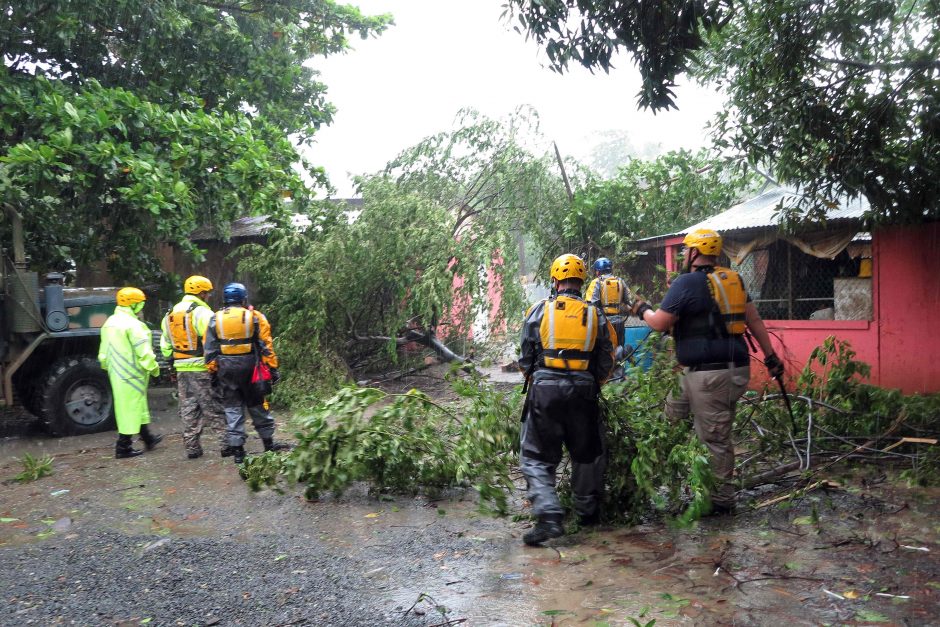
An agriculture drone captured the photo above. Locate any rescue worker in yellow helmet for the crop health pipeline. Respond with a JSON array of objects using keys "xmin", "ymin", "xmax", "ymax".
[
  {"xmin": 98, "ymin": 287, "xmax": 163, "ymax": 459},
  {"xmin": 160, "ymin": 275, "xmax": 228, "ymax": 459},
  {"xmin": 584, "ymin": 257, "xmax": 635, "ymax": 350},
  {"xmin": 631, "ymin": 229, "xmax": 783, "ymax": 514},
  {"xmin": 202, "ymin": 282, "xmax": 290, "ymax": 465},
  {"xmin": 517, "ymin": 254, "xmax": 616, "ymax": 545}
]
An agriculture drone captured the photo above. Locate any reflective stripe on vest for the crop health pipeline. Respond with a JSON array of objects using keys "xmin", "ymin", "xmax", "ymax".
[
  {"xmin": 539, "ymin": 296, "xmax": 597, "ymax": 371},
  {"xmin": 168, "ymin": 302, "xmax": 202, "ymax": 359},
  {"xmin": 216, "ymin": 308, "xmax": 256, "ymax": 355},
  {"xmin": 706, "ymin": 267, "xmax": 748, "ymax": 335}
]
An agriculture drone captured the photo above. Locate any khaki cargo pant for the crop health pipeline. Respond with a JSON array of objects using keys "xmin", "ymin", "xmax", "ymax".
[
  {"xmin": 177, "ymin": 371, "xmax": 227, "ymax": 455},
  {"xmin": 665, "ymin": 365, "xmax": 750, "ymax": 508}
]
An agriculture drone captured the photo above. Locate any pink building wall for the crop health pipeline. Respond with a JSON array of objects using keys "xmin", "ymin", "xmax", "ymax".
[
  {"xmin": 445, "ymin": 253, "xmax": 506, "ymax": 342},
  {"xmin": 661, "ymin": 222, "xmax": 940, "ymax": 395}
]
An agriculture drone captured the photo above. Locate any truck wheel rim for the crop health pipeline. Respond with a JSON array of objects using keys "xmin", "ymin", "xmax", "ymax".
[{"xmin": 63, "ymin": 381, "xmax": 111, "ymax": 427}]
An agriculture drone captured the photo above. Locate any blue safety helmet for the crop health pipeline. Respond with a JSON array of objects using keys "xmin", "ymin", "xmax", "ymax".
[
  {"xmin": 223, "ymin": 282, "xmax": 248, "ymax": 305},
  {"xmin": 593, "ymin": 257, "xmax": 612, "ymax": 274}
]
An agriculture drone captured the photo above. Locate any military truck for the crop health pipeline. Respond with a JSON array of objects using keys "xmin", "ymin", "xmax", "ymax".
[{"xmin": 1, "ymin": 209, "xmax": 165, "ymax": 436}]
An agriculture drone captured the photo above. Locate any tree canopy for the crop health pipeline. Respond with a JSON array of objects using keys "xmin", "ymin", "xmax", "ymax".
[
  {"xmin": 241, "ymin": 110, "xmax": 569, "ymax": 401},
  {"xmin": 505, "ymin": 0, "xmax": 940, "ymax": 224},
  {"xmin": 528, "ymin": 149, "xmax": 757, "ymax": 274},
  {"xmin": 0, "ymin": 1, "xmax": 391, "ymax": 282}
]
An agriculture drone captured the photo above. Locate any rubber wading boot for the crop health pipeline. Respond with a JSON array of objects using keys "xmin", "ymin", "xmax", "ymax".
[
  {"xmin": 578, "ymin": 511, "xmax": 601, "ymax": 527},
  {"xmin": 262, "ymin": 437, "xmax": 292, "ymax": 452},
  {"xmin": 140, "ymin": 424, "xmax": 164, "ymax": 451},
  {"xmin": 220, "ymin": 446, "xmax": 236, "ymax": 458},
  {"xmin": 232, "ymin": 446, "xmax": 246, "ymax": 464},
  {"xmin": 115, "ymin": 434, "xmax": 143, "ymax": 459},
  {"xmin": 523, "ymin": 514, "xmax": 564, "ymax": 546}
]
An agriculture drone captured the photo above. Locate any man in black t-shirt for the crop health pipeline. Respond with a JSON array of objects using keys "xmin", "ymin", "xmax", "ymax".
[{"xmin": 631, "ymin": 229, "xmax": 783, "ymax": 514}]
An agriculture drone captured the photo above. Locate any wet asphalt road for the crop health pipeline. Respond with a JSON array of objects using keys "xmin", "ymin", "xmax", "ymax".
[
  {"xmin": 2, "ymin": 384, "xmax": 940, "ymax": 626},
  {"xmin": 0, "ymin": 387, "xmax": 532, "ymax": 626}
]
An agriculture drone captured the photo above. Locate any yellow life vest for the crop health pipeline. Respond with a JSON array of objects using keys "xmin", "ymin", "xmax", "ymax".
[
  {"xmin": 706, "ymin": 267, "xmax": 747, "ymax": 335},
  {"xmin": 539, "ymin": 296, "xmax": 598, "ymax": 371},
  {"xmin": 215, "ymin": 307, "xmax": 257, "ymax": 355},
  {"xmin": 597, "ymin": 276, "xmax": 624, "ymax": 316},
  {"xmin": 167, "ymin": 302, "xmax": 202, "ymax": 360}
]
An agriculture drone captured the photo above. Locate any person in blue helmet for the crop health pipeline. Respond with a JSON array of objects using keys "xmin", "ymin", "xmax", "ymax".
[
  {"xmin": 584, "ymin": 257, "xmax": 635, "ymax": 352},
  {"xmin": 202, "ymin": 282, "xmax": 290, "ymax": 464}
]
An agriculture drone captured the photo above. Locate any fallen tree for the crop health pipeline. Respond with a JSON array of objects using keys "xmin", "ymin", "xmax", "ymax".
[
  {"xmin": 239, "ymin": 109, "xmax": 569, "ymax": 403},
  {"xmin": 241, "ymin": 336, "xmax": 940, "ymax": 524}
]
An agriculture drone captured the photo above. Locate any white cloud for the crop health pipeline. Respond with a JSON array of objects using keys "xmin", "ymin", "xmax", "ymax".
[{"xmin": 306, "ymin": 0, "xmax": 724, "ymax": 197}]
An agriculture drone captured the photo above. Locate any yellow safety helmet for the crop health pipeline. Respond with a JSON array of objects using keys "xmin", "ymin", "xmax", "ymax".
[
  {"xmin": 683, "ymin": 228, "xmax": 722, "ymax": 257},
  {"xmin": 549, "ymin": 254, "xmax": 587, "ymax": 282},
  {"xmin": 184, "ymin": 275, "xmax": 213, "ymax": 295},
  {"xmin": 116, "ymin": 287, "xmax": 146, "ymax": 307}
]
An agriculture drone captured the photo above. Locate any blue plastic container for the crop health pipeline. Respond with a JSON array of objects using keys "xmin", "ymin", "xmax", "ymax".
[{"xmin": 622, "ymin": 325, "xmax": 654, "ymax": 371}]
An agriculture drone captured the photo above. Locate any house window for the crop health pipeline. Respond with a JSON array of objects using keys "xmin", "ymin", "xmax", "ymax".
[{"xmin": 730, "ymin": 239, "xmax": 872, "ymax": 321}]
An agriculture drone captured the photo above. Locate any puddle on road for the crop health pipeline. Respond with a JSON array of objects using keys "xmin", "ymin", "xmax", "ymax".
[{"xmin": 470, "ymin": 484, "xmax": 940, "ymax": 626}]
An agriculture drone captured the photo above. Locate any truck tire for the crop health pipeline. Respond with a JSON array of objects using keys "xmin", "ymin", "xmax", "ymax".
[{"xmin": 38, "ymin": 357, "xmax": 115, "ymax": 437}]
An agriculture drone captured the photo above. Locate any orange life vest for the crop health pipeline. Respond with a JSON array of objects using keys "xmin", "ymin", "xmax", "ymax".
[{"xmin": 167, "ymin": 302, "xmax": 202, "ymax": 360}]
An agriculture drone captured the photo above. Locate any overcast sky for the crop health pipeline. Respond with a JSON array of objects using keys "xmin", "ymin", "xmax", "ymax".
[{"xmin": 308, "ymin": 0, "xmax": 725, "ymax": 197}]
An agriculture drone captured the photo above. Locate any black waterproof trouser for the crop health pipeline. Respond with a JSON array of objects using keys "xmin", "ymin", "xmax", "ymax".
[
  {"xmin": 216, "ymin": 355, "xmax": 275, "ymax": 447},
  {"xmin": 519, "ymin": 376, "xmax": 604, "ymax": 518}
]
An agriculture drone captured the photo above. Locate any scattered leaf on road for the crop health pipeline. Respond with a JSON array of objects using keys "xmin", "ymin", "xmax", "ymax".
[{"xmin": 855, "ymin": 609, "xmax": 890, "ymax": 622}]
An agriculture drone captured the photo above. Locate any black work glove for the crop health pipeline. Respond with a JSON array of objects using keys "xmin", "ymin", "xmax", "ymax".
[
  {"xmin": 765, "ymin": 353, "xmax": 784, "ymax": 379},
  {"xmin": 270, "ymin": 367, "xmax": 281, "ymax": 385},
  {"xmin": 632, "ymin": 300, "xmax": 653, "ymax": 319}
]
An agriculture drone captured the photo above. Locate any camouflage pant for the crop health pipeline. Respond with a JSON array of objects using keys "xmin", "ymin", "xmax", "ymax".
[{"xmin": 177, "ymin": 371, "xmax": 226, "ymax": 455}]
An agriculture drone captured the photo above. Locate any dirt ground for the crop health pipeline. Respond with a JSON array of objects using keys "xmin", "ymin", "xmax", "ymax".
[{"xmin": 1, "ymin": 374, "xmax": 939, "ymax": 626}]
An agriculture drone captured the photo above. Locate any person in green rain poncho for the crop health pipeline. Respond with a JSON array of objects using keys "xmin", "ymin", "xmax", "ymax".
[{"xmin": 98, "ymin": 287, "xmax": 164, "ymax": 459}]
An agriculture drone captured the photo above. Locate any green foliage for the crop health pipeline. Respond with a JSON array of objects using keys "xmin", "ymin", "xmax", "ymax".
[
  {"xmin": 282, "ymin": 367, "xmax": 522, "ymax": 514},
  {"xmin": 260, "ymin": 335, "xmax": 721, "ymax": 524},
  {"xmin": 504, "ymin": 0, "xmax": 719, "ymax": 110},
  {"xmin": 3, "ymin": 0, "xmax": 391, "ymax": 139},
  {"xmin": 742, "ymin": 336, "xmax": 940, "ymax": 484},
  {"xmin": 544, "ymin": 150, "xmax": 756, "ymax": 264},
  {"xmin": 506, "ymin": 0, "xmax": 940, "ymax": 224},
  {"xmin": 900, "ymin": 446, "xmax": 940, "ymax": 487},
  {"xmin": 794, "ymin": 336, "xmax": 940, "ymax": 437},
  {"xmin": 0, "ymin": 0, "xmax": 390, "ymax": 281},
  {"xmin": 0, "ymin": 77, "xmax": 312, "ymax": 282},
  {"xmin": 241, "ymin": 110, "xmax": 564, "ymax": 393},
  {"xmin": 238, "ymin": 451, "xmax": 290, "ymax": 493},
  {"xmin": 13, "ymin": 453, "xmax": 54, "ymax": 483},
  {"xmin": 601, "ymin": 339, "xmax": 714, "ymax": 524},
  {"xmin": 703, "ymin": 0, "xmax": 940, "ymax": 223}
]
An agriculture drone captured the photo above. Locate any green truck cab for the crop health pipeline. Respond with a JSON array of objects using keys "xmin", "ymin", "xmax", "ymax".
[
  {"xmin": 1, "ymin": 269, "xmax": 119, "ymax": 436},
  {"xmin": 2, "ymin": 212, "xmax": 168, "ymax": 436}
]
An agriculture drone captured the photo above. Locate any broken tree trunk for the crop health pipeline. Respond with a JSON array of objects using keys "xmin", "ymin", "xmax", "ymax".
[
  {"xmin": 404, "ymin": 329, "xmax": 467, "ymax": 364},
  {"xmin": 352, "ymin": 328, "xmax": 468, "ymax": 364}
]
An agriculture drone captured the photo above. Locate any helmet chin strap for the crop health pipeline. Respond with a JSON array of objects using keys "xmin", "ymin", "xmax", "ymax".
[{"xmin": 682, "ymin": 248, "xmax": 697, "ymax": 274}]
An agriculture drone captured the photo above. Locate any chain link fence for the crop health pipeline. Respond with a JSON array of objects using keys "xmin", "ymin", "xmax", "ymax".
[{"xmin": 730, "ymin": 239, "xmax": 871, "ymax": 321}]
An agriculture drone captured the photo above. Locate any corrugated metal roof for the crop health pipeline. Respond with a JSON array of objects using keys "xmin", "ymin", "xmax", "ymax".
[
  {"xmin": 679, "ymin": 187, "xmax": 868, "ymax": 235},
  {"xmin": 637, "ymin": 187, "xmax": 869, "ymax": 244},
  {"xmin": 190, "ymin": 199, "xmax": 363, "ymax": 242}
]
